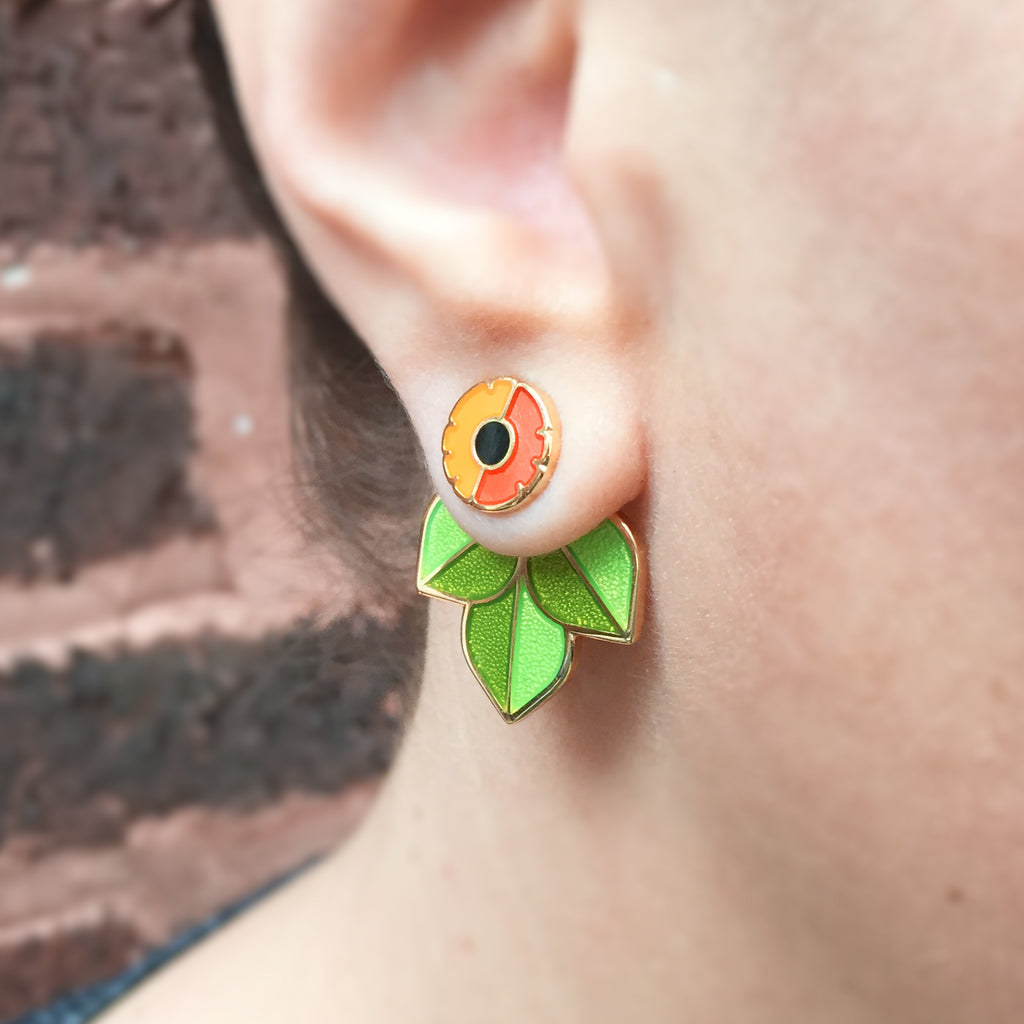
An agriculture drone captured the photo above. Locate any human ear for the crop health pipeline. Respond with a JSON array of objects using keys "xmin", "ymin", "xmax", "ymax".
[{"xmin": 210, "ymin": 0, "xmax": 647, "ymax": 555}]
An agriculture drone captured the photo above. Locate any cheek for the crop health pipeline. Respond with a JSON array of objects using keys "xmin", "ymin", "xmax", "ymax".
[
  {"xmin": 730, "ymin": 0, "xmax": 1024, "ymax": 752},
  {"xmin": 655, "ymin": 3, "xmax": 1024, "ymax": 1011},
  {"xmin": 783, "ymin": 2, "xmax": 1024, "ymax": 313},
  {"xmin": 686, "ymin": 670, "xmax": 1024, "ymax": 1017},
  {"xmin": 660, "ymin": 352, "xmax": 1024, "ymax": 1018},
  {"xmin": 757, "ymin": 0, "xmax": 1024, "ymax": 769}
]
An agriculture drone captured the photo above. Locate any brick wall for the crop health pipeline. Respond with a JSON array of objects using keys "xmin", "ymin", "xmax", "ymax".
[
  {"xmin": 0, "ymin": 2, "xmax": 420, "ymax": 1018},
  {"xmin": 0, "ymin": 0, "xmax": 253, "ymax": 245}
]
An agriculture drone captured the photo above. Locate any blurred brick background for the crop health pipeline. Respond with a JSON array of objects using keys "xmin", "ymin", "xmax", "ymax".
[{"xmin": 0, "ymin": 1, "xmax": 421, "ymax": 1018}]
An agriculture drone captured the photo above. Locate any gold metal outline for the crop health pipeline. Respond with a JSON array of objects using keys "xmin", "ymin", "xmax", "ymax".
[
  {"xmin": 416, "ymin": 498, "xmax": 645, "ymax": 724},
  {"xmin": 441, "ymin": 378, "xmax": 560, "ymax": 516}
]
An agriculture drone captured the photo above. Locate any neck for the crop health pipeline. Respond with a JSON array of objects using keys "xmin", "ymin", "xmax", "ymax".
[
  {"xmin": 319, "ymin": 599, "xmax": 872, "ymax": 1023},
  {"xmin": 101, "ymin": 559, "xmax": 891, "ymax": 1024}
]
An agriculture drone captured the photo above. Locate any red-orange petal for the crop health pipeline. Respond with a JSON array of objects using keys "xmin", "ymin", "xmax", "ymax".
[{"xmin": 475, "ymin": 386, "xmax": 546, "ymax": 508}]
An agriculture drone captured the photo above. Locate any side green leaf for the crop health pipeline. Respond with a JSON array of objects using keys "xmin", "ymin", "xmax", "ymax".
[
  {"xmin": 418, "ymin": 496, "xmax": 518, "ymax": 603},
  {"xmin": 526, "ymin": 517, "xmax": 638, "ymax": 639},
  {"xmin": 464, "ymin": 579, "xmax": 572, "ymax": 722}
]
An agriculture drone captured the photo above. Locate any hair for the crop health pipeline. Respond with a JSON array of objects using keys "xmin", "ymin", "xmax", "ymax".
[{"xmin": 190, "ymin": 0, "xmax": 431, "ymax": 613}]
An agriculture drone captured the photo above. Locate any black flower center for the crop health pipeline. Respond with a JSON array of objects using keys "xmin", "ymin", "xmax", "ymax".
[{"xmin": 475, "ymin": 419, "xmax": 512, "ymax": 468}]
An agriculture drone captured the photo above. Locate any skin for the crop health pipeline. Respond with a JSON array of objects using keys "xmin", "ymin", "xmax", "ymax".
[{"xmin": 102, "ymin": 1, "xmax": 1024, "ymax": 1021}]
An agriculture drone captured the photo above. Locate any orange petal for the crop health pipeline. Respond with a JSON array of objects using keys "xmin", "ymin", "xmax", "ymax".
[{"xmin": 443, "ymin": 379, "xmax": 513, "ymax": 498}]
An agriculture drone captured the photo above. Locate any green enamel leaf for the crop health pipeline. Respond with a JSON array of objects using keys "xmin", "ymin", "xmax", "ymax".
[
  {"xmin": 508, "ymin": 583, "xmax": 572, "ymax": 717},
  {"xmin": 527, "ymin": 518, "xmax": 637, "ymax": 638},
  {"xmin": 419, "ymin": 496, "xmax": 473, "ymax": 580},
  {"xmin": 464, "ymin": 579, "xmax": 571, "ymax": 721},
  {"xmin": 464, "ymin": 585, "xmax": 516, "ymax": 710},
  {"xmin": 527, "ymin": 550, "xmax": 618, "ymax": 635},
  {"xmin": 418, "ymin": 497, "xmax": 518, "ymax": 603},
  {"xmin": 430, "ymin": 545, "xmax": 518, "ymax": 602}
]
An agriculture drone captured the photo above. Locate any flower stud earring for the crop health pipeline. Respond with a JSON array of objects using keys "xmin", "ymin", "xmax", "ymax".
[
  {"xmin": 441, "ymin": 377, "xmax": 559, "ymax": 514},
  {"xmin": 418, "ymin": 377, "xmax": 643, "ymax": 724}
]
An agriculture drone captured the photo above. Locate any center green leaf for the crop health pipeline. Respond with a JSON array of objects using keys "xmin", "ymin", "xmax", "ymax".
[{"xmin": 464, "ymin": 578, "xmax": 572, "ymax": 721}]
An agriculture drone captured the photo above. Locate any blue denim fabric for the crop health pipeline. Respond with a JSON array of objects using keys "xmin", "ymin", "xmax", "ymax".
[{"xmin": 8, "ymin": 865, "xmax": 308, "ymax": 1024}]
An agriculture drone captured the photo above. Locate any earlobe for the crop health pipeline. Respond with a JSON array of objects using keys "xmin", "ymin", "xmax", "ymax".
[
  {"xmin": 212, "ymin": 0, "xmax": 648, "ymax": 555},
  {"xmin": 420, "ymin": 359, "xmax": 646, "ymax": 557}
]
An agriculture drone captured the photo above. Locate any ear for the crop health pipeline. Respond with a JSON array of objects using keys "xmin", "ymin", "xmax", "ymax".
[{"xmin": 211, "ymin": 0, "xmax": 648, "ymax": 555}]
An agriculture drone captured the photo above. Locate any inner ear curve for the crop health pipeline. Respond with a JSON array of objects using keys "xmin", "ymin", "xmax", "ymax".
[{"xmin": 377, "ymin": 0, "xmax": 590, "ymax": 246}]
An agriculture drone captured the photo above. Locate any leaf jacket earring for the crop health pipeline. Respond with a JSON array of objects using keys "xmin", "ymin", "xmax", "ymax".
[{"xmin": 418, "ymin": 378, "xmax": 643, "ymax": 723}]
